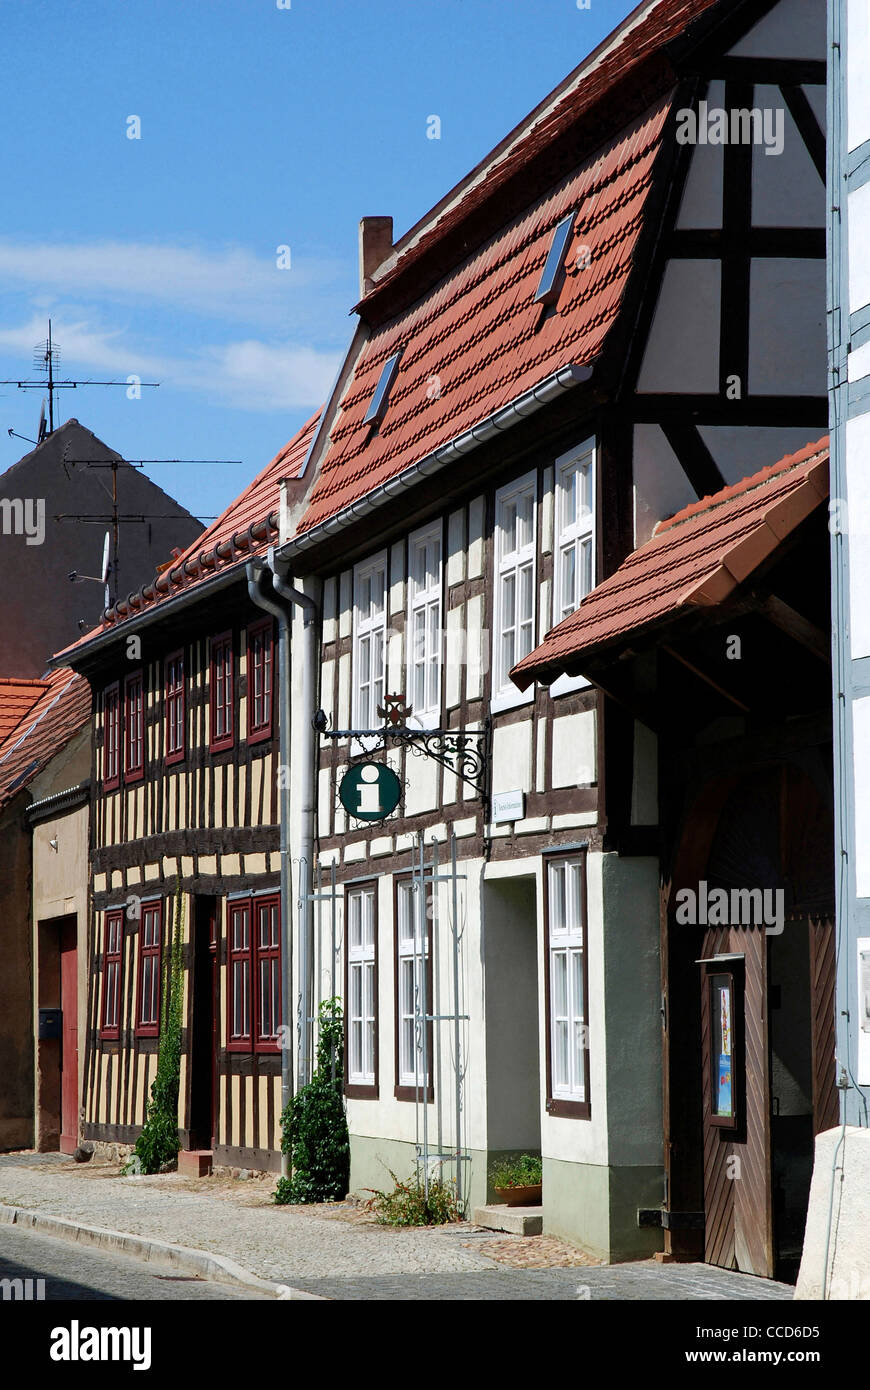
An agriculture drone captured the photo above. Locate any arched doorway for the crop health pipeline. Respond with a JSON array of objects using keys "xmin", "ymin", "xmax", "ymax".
[{"xmin": 664, "ymin": 760, "xmax": 836, "ymax": 1281}]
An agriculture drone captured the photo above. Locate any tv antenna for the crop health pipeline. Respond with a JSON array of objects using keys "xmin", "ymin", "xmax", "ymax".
[
  {"xmin": 58, "ymin": 445, "xmax": 238, "ymax": 605},
  {"xmin": 0, "ymin": 319, "xmax": 159, "ymax": 435}
]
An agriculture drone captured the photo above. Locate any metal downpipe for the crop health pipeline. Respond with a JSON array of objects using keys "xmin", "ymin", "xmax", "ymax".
[{"xmin": 270, "ymin": 560, "xmax": 318, "ymax": 1090}]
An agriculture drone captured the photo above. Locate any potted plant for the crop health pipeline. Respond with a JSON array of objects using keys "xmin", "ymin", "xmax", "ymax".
[{"xmin": 489, "ymin": 1153, "xmax": 542, "ymax": 1206}]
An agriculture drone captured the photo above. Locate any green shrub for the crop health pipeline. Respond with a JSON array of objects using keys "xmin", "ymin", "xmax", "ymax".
[
  {"xmin": 364, "ymin": 1170, "xmax": 462, "ymax": 1227},
  {"xmin": 274, "ymin": 998, "xmax": 350, "ymax": 1205},
  {"xmin": 489, "ymin": 1153, "xmax": 542, "ymax": 1189},
  {"xmin": 124, "ymin": 881, "xmax": 184, "ymax": 1176}
]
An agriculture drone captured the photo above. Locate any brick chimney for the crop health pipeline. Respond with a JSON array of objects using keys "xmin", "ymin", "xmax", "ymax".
[{"xmin": 358, "ymin": 216, "xmax": 393, "ymax": 298}]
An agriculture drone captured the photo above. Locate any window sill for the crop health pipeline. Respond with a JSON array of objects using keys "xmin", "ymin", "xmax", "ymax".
[
  {"xmin": 124, "ymin": 767, "xmax": 144, "ymax": 786},
  {"xmin": 247, "ymin": 723, "xmax": 272, "ymax": 746},
  {"xmin": 395, "ymin": 1083, "xmax": 434, "ymax": 1103},
  {"xmin": 545, "ymin": 1096, "xmax": 591, "ymax": 1119},
  {"xmin": 165, "ymin": 750, "xmax": 185, "ymax": 767},
  {"xmin": 345, "ymin": 1082, "xmax": 379, "ymax": 1100}
]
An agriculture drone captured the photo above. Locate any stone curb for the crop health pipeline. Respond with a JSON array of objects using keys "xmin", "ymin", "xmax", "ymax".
[{"xmin": 0, "ymin": 1202, "xmax": 325, "ymax": 1300}]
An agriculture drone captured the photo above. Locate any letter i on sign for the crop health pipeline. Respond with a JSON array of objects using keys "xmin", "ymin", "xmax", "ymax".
[{"xmin": 357, "ymin": 765, "xmax": 381, "ymax": 815}]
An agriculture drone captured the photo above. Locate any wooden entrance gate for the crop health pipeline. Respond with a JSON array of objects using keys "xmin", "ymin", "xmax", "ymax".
[{"xmin": 665, "ymin": 761, "xmax": 837, "ymax": 1278}]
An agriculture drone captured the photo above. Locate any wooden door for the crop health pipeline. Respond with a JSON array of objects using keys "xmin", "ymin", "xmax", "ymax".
[
  {"xmin": 700, "ymin": 926, "xmax": 774, "ymax": 1277},
  {"xmin": 59, "ymin": 921, "xmax": 79, "ymax": 1155},
  {"xmin": 809, "ymin": 918, "xmax": 839, "ymax": 1135}
]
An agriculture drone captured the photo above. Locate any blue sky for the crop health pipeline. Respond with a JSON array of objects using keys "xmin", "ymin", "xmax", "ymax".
[{"xmin": 0, "ymin": 0, "xmax": 636, "ymax": 526}]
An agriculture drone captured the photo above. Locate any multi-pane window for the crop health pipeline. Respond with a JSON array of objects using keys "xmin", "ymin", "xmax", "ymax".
[
  {"xmin": 353, "ymin": 553, "xmax": 387, "ymax": 730},
  {"xmin": 136, "ymin": 902, "xmax": 162, "ymax": 1037},
  {"xmin": 397, "ymin": 880, "xmax": 430, "ymax": 1092},
  {"xmin": 165, "ymin": 651, "xmax": 185, "ymax": 764},
  {"xmin": 547, "ymin": 858, "xmax": 589, "ymax": 1111},
  {"xmin": 228, "ymin": 895, "xmax": 281, "ymax": 1053},
  {"xmin": 210, "ymin": 631, "xmax": 234, "ymax": 752},
  {"xmin": 346, "ymin": 886, "xmax": 377, "ymax": 1090},
  {"xmin": 103, "ymin": 683, "xmax": 120, "ymax": 789},
  {"xmin": 494, "ymin": 473, "xmax": 536, "ymax": 696},
  {"xmin": 256, "ymin": 898, "xmax": 281, "ymax": 1047},
  {"xmin": 407, "ymin": 524, "xmax": 442, "ymax": 727},
  {"xmin": 555, "ymin": 442, "xmax": 595, "ymax": 623},
  {"xmin": 247, "ymin": 619, "xmax": 273, "ymax": 742},
  {"xmin": 124, "ymin": 672, "xmax": 144, "ymax": 780},
  {"xmin": 102, "ymin": 909, "xmax": 123, "ymax": 1038},
  {"xmin": 228, "ymin": 901, "xmax": 251, "ymax": 1049}
]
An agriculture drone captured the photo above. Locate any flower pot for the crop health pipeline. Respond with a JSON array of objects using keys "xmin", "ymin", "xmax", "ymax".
[{"xmin": 493, "ymin": 1183, "xmax": 542, "ymax": 1207}]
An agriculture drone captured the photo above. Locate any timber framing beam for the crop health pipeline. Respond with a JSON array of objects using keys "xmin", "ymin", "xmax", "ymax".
[{"xmin": 755, "ymin": 593, "xmax": 831, "ymax": 664}]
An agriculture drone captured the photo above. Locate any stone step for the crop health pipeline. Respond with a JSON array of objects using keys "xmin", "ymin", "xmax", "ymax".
[
  {"xmin": 178, "ymin": 1149, "xmax": 213, "ymax": 1177},
  {"xmin": 473, "ymin": 1203, "xmax": 543, "ymax": 1236}
]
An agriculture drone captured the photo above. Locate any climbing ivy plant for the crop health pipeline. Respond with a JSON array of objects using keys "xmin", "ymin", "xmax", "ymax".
[
  {"xmin": 274, "ymin": 997, "xmax": 350, "ymax": 1204},
  {"xmin": 123, "ymin": 880, "xmax": 184, "ymax": 1176}
]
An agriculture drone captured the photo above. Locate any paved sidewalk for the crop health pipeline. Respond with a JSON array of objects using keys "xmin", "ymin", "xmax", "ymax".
[{"xmin": 0, "ymin": 1153, "xmax": 793, "ymax": 1300}]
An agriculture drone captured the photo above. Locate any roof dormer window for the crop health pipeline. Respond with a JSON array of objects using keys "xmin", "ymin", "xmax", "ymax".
[
  {"xmin": 363, "ymin": 349, "xmax": 402, "ymax": 426},
  {"xmin": 534, "ymin": 212, "xmax": 575, "ymax": 306}
]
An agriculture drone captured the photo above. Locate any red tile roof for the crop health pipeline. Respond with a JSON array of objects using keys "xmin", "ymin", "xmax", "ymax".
[
  {"xmin": 0, "ymin": 667, "xmax": 91, "ymax": 807},
  {"xmin": 364, "ymin": 0, "xmax": 722, "ymax": 307},
  {"xmin": 0, "ymin": 678, "xmax": 50, "ymax": 743},
  {"xmin": 511, "ymin": 438, "xmax": 831, "ymax": 689},
  {"xmin": 299, "ymin": 96, "xmax": 672, "ymax": 534},
  {"xmin": 54, "ymin": 410, "xmax": 320, "ymax": 659}
]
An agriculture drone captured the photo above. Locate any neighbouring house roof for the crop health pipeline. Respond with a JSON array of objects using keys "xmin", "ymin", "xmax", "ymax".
[
  {"xmin": 298, "ymin": 96, "xmax": 672, "ymax": 537},
  {"xmin": 0, "ymin": 667, "xmax": 91, "ymax": 808},
  {"xmin": 511, "ymin": 438, "xmax": 831, "ymax": 690},
  {"xmin": 0, "ymin": 677, "xmax": 50, "ymax": 743},
  {"xmin": 53, "ymin": 409, "xmax": 321, "ymax": 661}
]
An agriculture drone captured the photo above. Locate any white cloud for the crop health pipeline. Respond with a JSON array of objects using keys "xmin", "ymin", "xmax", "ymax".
[
  {"xmin": 0, "ymin": 239, "xmax": 346, "ymax": 330},
  {"xmin": 0, "ymin": 311, "xmax": 341, "ymax": 413}
]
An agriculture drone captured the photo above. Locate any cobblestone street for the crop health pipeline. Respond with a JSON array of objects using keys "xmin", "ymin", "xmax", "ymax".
[{"xmin": 0, "ymin": 1153, "xmax": 793, "ymax": 1300}]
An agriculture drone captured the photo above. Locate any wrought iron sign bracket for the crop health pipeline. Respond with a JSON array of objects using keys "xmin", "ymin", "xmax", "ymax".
[{"xmin": 313, "ymin": 695, "xmax": 491, "ymax": 801}]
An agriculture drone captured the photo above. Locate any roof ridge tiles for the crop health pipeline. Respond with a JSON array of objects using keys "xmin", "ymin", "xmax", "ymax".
[{"xmin": 653, "ymin": 437, "xmax": 830, "ymax": 536}]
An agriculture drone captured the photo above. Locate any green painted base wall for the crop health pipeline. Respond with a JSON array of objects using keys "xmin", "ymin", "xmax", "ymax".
[
  {"xmin": 349, "ymin": 1135, "xmax": 663, "ymax": 1260},
  {"xmin": 542, "ymin": 1157, "xmax": 664, "ymax": 1262},
  {"xmin": 348, "ymin": 1133, "xmax": 490, "ymax": 1214}
]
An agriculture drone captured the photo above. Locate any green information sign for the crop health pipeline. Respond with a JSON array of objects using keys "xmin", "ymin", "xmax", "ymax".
[{"xmin": 339, "ymin": 762, "xmax": 402, "ymax": 822}]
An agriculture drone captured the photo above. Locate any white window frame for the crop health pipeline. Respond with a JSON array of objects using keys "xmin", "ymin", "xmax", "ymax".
[
  {"xmin": 491, "ymin": 469, "xmax": 537, "ymax": 713},
  {"xmin": 406, "ymin": 521, "xmax": 443, "ymax": 730},
  {"xmin": 352, "ymin": 551, "xmax": 388, "ymax": 735},
  {"xmin": 547, "ymin": 858, "xmax": 588, "ymax": 1105},
  {"xmin": 551, "ymin": 439, "xmax": 596, "ymax": 697},
  {"xmin": 397, "ymin": 880, "xmax": 430, "ymax": 1090},
  {"xmin": 347, "ymin": 886, "xmax": 376, "ymax": 1087}
]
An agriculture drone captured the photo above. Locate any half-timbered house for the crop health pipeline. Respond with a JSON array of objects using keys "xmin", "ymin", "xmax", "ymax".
[
  {"xmin": 53, "ymin": 413, "xmax": 320, "ymax": 1173},
  {"xmin": 265, "ymin": 0, "xmax": 829, "ymax": 1269}
]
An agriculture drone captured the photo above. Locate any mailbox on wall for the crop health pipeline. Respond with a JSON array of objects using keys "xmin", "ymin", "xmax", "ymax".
[{"xmin": 38, "ymin": 1008, "xmax": 61, "ymax": 1040}]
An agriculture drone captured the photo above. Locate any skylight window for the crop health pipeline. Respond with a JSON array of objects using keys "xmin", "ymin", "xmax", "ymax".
[
  {"xmin": 534, "ymin": 212, "xmax": 575, "ymax": 306},
  {"xmin": 363, "ymin": 349, "xmax": 402, "ymax": 426}
]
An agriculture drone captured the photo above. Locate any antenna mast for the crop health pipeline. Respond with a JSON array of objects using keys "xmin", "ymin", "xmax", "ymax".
[{"xmin": 0, "ymin": 319, "xmax": 159, "ymax": 435}]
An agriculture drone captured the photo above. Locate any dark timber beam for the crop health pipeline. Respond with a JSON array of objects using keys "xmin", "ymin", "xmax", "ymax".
[
  {"xmin": 662, "ymin": 644, "xmax": 751, "ymax": 713},
  {"xmin": 709, "ymin": 59, "xmax": 826, "ymax": 86},
  {"xmin": 720, "ymin": 79, "xmax": 753, "ymax": 400},
  {"xmin": 633, "ymin": 395, "xmax": 828, "ymax": 426},
  {"xmin": 757, "ymin": 594, "xmax": 831, "ymax": 664},
  {"xmin": 780, "ymin": 85, "xmax": 826, "ymax": 184},
  {"xmin": 670, "ymin": 228, "xmax": 826, "ymax": 259},
  {"xmin": 661, "ymin": 422, "xmax": 726, "ymax": 499}
]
